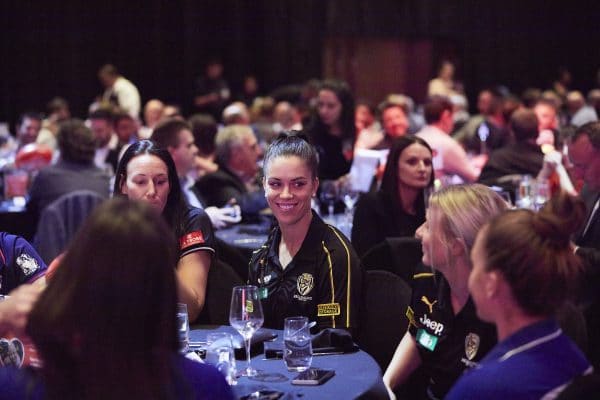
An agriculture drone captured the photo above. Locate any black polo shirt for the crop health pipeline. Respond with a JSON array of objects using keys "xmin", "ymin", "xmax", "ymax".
[
  {"xmin": 407, "ymin": 268, "xmax": 497, "ymax": 399},
  {"xmin": 248, "ymin": 212, "xmax": 362, "ymax": 331}
]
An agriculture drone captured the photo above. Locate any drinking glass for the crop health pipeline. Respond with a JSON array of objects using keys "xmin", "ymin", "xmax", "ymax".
[
  {"xmin": 229, "ymin": 285, "xmax": 264, "ymax": 377},
  {"xmin": 206, "ymin": 332, "xmax": 237, "ymax": 385},
  {"xmin": 534, "ymin": 179, "xmax": 550, "ymax": 211},
  {"xmin": 319, "ymin": 180, "xmax": 338, "ymax": 221},
  {"xmin": 283, "ymin": 316, "xmax": 313, "ymax": 372},
  {"xmin": 176, "ymin": 303, "xmax": 190, "ymax": 354}
]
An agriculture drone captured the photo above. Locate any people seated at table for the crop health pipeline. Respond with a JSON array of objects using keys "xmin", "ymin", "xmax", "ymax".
[
  {"xmin": 383, "ymin": 184, "xmax": 507, "ymax": 399},
  {"xmin": 446, "ymin": 192, "xmax": 591, "ymax": 399},
  {"xmin": 114, "ymin": 140, "xmax": 215, "ymax": 322},
  {"xmin": 568, "ymin": 121, "xmax": 600, "ymax": 369},
  {"xmin": 248, "ymin": 133, "xmax": 362, "ymax": 333},
  {"xmin": 188, "ymin": 113, "xmax": 219, "ymax": 176},
  {"xmin": 139, "ymin": 98, "xmax": 165, "ymax": 139},
  {"xmin": 0, "ymin": 232, "xmax": 46, "ymax": 295},
  {"xmin": 151, "ymin": 119, "xmax": 241, "ymax": 229},
  {"xmin": 0, "ymin": 199, "xmax": 234, "ymax": 399},
  {"xmin": 356, "ymin": 101, "xmax": 410, "ymax": 151},
  {"xmin": 351, "ymin": 136, "xmax": 434, "ymax": 257},
  {"xmin": 305, "ymin": 79, "xmax": 356, "ymax": 181},
  {"xmin": 416, "ymin": 96, "xmax": 481, "ymax": 184},
  {"xmin": 36, "ymin": 97, "xmax": 71, "ymax": 151},
  {"xmin": 89, "ymin": 108, "xmax": 121, "ymax": 175},
  {"xmin": 27, "ymin": 119, "xmax": 110, "ymax": 222},
  {"xmin": 15, "ymin": 112, "xmax": 43, "ymax": 150},
  {"xmin": 194, "ymin": 124, "xmax": 268, "ymax": 217},
  {"xmin": 478, "ymin": 108, "xmax": 545, "ymax": 187}
]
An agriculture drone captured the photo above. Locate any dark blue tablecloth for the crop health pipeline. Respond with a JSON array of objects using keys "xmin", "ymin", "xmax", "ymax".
[{"xmin": 189, "ymin": 326, "xmax": 388, "ymax": 400}]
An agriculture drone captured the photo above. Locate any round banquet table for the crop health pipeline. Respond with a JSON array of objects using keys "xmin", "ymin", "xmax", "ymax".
[{"xmin": 189, "ymin": 326, "xmax": 389, "ymax": 400}]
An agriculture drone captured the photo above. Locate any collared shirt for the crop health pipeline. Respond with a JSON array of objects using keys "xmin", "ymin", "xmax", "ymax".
[
  {"xmin": 446, "ymin": 319, "xmax": 592, "ymax": 400},
  {"xmin": 0, "ymin": 233, "xmax": 47, "ymax": 295},
  {"xmin": 249, "ymin": 212, "xmax": 362, "ymax": 331},
  {"xmin": 407, "ymin": 269, "xmax": 496, "ymax": 399},
  {"xmin": 178, "ymin": 207, "xmax": 216, "ymax": 259}
]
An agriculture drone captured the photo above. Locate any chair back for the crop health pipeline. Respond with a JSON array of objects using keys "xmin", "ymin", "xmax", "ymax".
[
  {"xmin": 33, "ymin": 190, "xmax": 106, "ymax": 263},
  {"xmin": 357, "ymin": 270, "xmax": 412, "ymax": 370},
  {"xmin": 361, "ymin": 237, "xmax": 422, "ymax": 284},
  {"xmin": 195, "ymin": 259, "xmax": 244, "ymax": 325}
]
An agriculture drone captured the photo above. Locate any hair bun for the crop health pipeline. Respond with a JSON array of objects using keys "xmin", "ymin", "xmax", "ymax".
[{"xmin": 532, "ymin": 192, "xmax": 586, "ymax": 246}]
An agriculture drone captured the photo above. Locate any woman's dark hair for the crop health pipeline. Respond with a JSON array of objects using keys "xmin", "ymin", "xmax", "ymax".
[
  {"xmin": 263, "ymin": 131, "xmax": 319, "ymax": 179},
  {"xmin": 380, "ymin": 136, "xmax": 434, "ymax": 218},
  {"xmin": 481, "ymin": 192, "xmax": 586, "ymax": 317},
  {"xmin": 27, "ymin": 198, "xmax": 181, "ymax": 399},
  {"xmin": 113, "ymin": 140, "xmax": 188, "ymax": 237},
  {"xmin": 308, "ymin": 79, "xmax": 356, "ymax": 141},
  {"xmin": 57, "ymin": 119, "xmax": 96, "ymax": 163}
]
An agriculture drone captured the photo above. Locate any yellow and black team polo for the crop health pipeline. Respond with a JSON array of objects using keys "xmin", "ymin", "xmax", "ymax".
[{"xmin": 249, "ymin": 211, "xmax": 362, "ymax": 332}]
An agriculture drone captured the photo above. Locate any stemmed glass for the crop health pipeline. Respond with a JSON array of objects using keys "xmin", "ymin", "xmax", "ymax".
[
  {"xmin": 340, "ymin": 183, "xmax": 359, "ymax": 215},
  {"xmin": 319, "ymin": 180, "xmax": 338, "ymax": 221},
  {"xmin": 229, "ymin": 285, "xmax": 264, "ymax": 377}
]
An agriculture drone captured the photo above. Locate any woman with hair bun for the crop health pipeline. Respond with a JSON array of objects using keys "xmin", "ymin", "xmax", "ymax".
[{"xmin": 447, "ymin": 193, "xmax": 592, "ymax": 400}]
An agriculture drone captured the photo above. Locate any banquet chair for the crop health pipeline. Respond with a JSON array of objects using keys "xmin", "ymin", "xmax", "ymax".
[
  {"xmin": 195, "ymin": 259, "xmax": 244, "ymax": 325},
  {"xmin": 361, "ymin": 237, "xmax": 423, "ymax": 284},
  {"xmin": 33, "ymin": 190, "xmax": 106, "ymax": 264},
  {"xmin": 357, "ymin": 270, "xmax": 411, "ymax": 370}
]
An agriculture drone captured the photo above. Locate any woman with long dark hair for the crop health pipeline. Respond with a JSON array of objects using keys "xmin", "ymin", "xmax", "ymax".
[
  {"xmin": 1, "ymin": 199, "xmax": 233, "ymax": 399},
  {"xmin": 114, "ymin": 140, "xmax": 215, "ymax": 322},
  {"xmin": 351, "ymin": 136, "xmax": 434, "ymax": 257},
  {"xmin": 305, "ymin": 79, "xmax": 356, "ymax": 181}
]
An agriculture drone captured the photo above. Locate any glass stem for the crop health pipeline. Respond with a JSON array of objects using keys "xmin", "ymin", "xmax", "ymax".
[
  {"xmin": 245, "ymin": 336, "xmax": 252, "ymax": 372},
  {"xmin": 328, "ymin": 203, "xmax": 334, "ymax": 219}
]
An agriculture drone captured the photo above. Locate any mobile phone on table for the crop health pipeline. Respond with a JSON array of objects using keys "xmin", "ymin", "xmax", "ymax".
[{"xmin": 291, "ymin": 368, "xmax": 335, "ymax": 385}]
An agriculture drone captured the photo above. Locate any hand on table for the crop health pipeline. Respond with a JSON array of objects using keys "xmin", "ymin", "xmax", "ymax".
[{"xmin": 205, "ymin": 205, "xmax": 242, "ymax": 229}]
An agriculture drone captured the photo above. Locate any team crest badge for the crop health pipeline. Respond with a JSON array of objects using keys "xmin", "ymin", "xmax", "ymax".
[
  {"xmin": 16, "ymin": 254, "xmax": 39, "ymax": 277},
  {"xmin": 0, "ymin": 338, "xmax": 24, "ymax": 368},
  {"xmin": 296, "ymin": 273, "xmax": 314, "ymax": 296},
  {"xmin": 465, "ymin": 333, "xmax": 480, "ymax": 361}
]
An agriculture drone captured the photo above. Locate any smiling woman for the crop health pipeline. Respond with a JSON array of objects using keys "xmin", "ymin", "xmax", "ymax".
[{"xmin": 248, "ymin": 133, "xmax": 362, "ymax": 333}]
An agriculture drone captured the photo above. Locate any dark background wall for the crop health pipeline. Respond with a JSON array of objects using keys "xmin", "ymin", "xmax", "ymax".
[{"xmin": 1, "ymin": 0, "xmax": 599, "ymax": 128}]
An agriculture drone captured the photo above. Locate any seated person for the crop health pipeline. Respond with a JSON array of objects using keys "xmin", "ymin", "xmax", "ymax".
[
  {"xmin": 478, "ymin": 108, "xmax": 544, "ymax": 186},
  {"xmin": 27, "ymin": 119, "xmax": 110, "ymax": 221},
  {"xmin": 248, "ymin": 133, "xmax": 362, "ymax": 332},
  {"xmin": 384, "ymin": 184, "xmax": 507, "ymax": 399},
  {"xmin": 447, "ymin": 193, "xmax": 591, "ymax": 399},
  {"xmin": 352, "ymin": 136, "xmax": 434, "ymax": 257},
  {"xmin": 0, "ymin": 199, "xmax": 234, "ymax": 399},
  {"xmin": 114, "ymin": 140, "xmax": 215, "ymax": 322},
  {"xmin": 195, "ymin": 124, "xmax": 268, "ymax": 216},
  {"xmin": 0, "ymin": 232, "xmax": 47, "ymax": 295}
]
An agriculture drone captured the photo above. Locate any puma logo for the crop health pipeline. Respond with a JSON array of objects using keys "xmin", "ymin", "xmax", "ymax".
[{"xmin": 421, "ymin": 296, "xmax": 437, "ymax": 313}]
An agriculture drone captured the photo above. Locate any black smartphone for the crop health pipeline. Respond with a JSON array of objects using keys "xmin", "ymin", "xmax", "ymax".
[{"xmin": 291, "ymin": 368, "xmax": 335, "ymax": 385}]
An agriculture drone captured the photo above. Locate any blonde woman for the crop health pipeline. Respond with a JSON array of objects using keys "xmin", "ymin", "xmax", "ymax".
[{"xmin": 383, "ymin": 184, "xmax": 507, "ymax": 399}]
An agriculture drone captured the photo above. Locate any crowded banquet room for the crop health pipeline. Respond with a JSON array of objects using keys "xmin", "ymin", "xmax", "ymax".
[{"xmin": 2, "ymin": 1, "xmax": 600, "ymax": 399}]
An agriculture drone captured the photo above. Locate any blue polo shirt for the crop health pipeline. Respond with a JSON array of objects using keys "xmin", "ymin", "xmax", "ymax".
[
  {"xmin": 446, "ymin": 319, "xmax": 592, "ymax": 400},
  {"xmin": 0, "ymin": 232, "xmax": 47, "ymax": 295}
]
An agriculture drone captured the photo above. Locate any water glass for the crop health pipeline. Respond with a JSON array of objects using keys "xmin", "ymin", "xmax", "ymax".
[
  {"xmin": 206, "ymin": 332, "xmax": 237, "ymax": 385},
  {"xmin": 176, "ymin": 303, "xmax": 190, "ymax": 354},
  {"xmin": 283, "ymin": 316, "xmax": 312, "ymax": 372}
]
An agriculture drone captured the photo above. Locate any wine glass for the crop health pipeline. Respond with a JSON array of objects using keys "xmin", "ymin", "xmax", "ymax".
[
  {"xmin": 229, "ymin": 285, "xmax": 264, "ymax": 377},
  {"xmin": 319, "ymin": 180, "xmax": 338, "ymax": 221}
]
